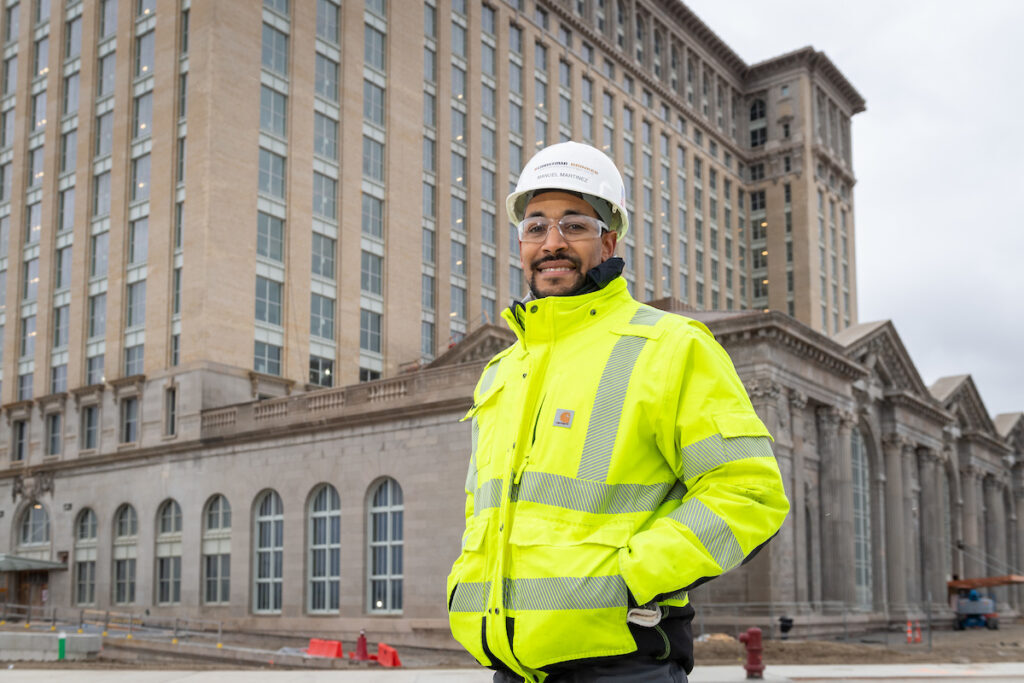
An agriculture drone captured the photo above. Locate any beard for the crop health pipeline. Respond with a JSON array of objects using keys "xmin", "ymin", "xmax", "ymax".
[{"xmin": 528, "ymin": 253, "xmax": 586, "ymax": 298}]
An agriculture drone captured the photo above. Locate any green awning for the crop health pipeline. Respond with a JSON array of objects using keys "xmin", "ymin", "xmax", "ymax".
[{"xmin": 0, "ymin": 553, "xmax": 67, "ymax": 572}]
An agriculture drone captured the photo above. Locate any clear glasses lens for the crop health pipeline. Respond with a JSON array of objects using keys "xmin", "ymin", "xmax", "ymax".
[{"xmin": 518, "ymin": 215, "xmax": 605, "ymax": 242}]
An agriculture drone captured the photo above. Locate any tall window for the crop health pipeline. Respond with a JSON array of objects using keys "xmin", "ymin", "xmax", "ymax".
[
  {"xmin": 19, "ymin": 504, "xmax": 50, "ymax": 546},
  {"xmin": 75, "ymin": 509, "xmax": 98, "ymax": 605},
  {"xmin": 203, "ymin": 494, "xmax": 232, "ymax": 605},
  {"xmin": 851, "ymin": 427, "xmax": 872, "ymax": 609},
  {"xmin": 261, "ymin": 24, "xmax": 288, "ymax": 76},
  {"xmin": 308, "ymin": 484, "xmax": 341, "ymax": 613},
  {"xmin": 156, "ymin": 500, "xmax": 183, "ymax": 605},
  {"xmin": 367, "ymin": 478, "xmax": 403, "ymax": 613},
  {"xmin": 253, "ymin": 490, "xmax": 284, "ymax": 613},
  {"xmin": 113, "ymin": 504, "xmax": 138, "ymax": 605}
]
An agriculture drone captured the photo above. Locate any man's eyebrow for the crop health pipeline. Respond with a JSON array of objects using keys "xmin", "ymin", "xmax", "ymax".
[{"xmin": 524, "ymin": 208, "xmax": 591, "ymax": 218}]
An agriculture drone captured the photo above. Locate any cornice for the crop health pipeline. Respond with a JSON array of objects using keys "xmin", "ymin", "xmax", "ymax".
[
  {"xmin": 747, "ymin": 47, "xmax": 866, "ymax": 114},
  {"xmin": 884, "ymin": 390, "xmax": 953, "ymax": 428}
]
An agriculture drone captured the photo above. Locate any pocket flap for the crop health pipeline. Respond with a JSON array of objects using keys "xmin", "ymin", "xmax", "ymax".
[
  {"xmin": 461, "ymin": 379, "xmax": 505, "ymax": 422},
  {"xmin": 713, "ymin": 412, "xmax": 771, "ymax": 439},
  {"xmin": 462, "ymin": 518, "xmax": 488, "ymax": 551},
  {"xmin": 508, "ymin": 515, "xmax": 631, "ymax": 548}
]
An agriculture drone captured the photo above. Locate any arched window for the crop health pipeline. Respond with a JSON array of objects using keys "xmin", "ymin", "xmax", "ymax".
[
  {"xmin": 851, "ymin": 428, "xmax": 872, "ymax": 609},
  {"xmin": 113, "ymin": 504, "xmax": 138, "ymax": 605},
  {"xmin": 19, "ymin": 504, "xmax": 50, "ymax": 546},
  {"xmin": 156, "ymin": 499, "xmax": 182, "ymax": 605},
  {"xmin": 308, "ymin": 484, "xmax": 341, "ymax": 613},
  {"xmin": 367, "ymin": 478, "xmax": 403, "ymax": 613},
  {"xmin": 253, "ymin": 490, "xmax": 283, "ymax": 613},
  {"xmin": 203, "ymin": 494, "xmax": 232, "ymax": 605},
  {"xmin": 75, "ymin": 509, "xmax": 98, "ymax": 605}
]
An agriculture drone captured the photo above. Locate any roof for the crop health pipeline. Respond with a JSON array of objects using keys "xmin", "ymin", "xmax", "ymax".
[
  {"xmin": 0, "ymin": 553, "xmax": 66, "ymax": 572},
  {"xmin": 930, "ymin": 375, "xmax": 971, "ymax": 403},
  {"xmin": 831, "ymin": 319, "xmax": 889, "ymax": 347},
  {"xmin": 995, "ymin": 412, "xmax": 1023, "ymax": 439}
]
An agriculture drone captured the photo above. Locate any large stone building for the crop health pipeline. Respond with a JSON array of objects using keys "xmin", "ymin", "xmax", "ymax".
[{"xmin": 0, "ymin": 0, "xmax": 1018, "ymax": 646}]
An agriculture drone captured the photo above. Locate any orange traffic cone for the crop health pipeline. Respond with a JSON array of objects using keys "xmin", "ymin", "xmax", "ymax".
[
  {"xmin": 914, "ymin": 620, "xmax": 922, "ymax": 643},
  {"xmin": 905, "ymin": 620, "xmax": 913, "ymax": 644}
]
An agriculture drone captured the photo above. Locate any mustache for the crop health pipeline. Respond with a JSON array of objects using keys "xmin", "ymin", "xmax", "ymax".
[{"xmin": 531, "ymin": 254, "xmax": 581, "ymax": 271}]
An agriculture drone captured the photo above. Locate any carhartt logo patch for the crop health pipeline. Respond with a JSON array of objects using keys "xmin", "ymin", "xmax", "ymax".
[{"xmin": 554, "ymin": 409, "xmax": 574, "ymax": 427}]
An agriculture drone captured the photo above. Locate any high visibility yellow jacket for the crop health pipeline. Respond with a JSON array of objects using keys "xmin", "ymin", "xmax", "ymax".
[{"xmin": 447, "ymin": 277, "xmax": 789, "ymax": 681}]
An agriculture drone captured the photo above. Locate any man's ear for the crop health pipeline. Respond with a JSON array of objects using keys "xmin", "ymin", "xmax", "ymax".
[{"xmin": 600, "ymin": 231, "xmax": 618, "ymax": 261}]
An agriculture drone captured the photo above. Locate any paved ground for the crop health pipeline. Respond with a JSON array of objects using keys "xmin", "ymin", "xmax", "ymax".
[{"xmin": 4, "ymin": 663, "xmax": 1024, "ymax": 682}]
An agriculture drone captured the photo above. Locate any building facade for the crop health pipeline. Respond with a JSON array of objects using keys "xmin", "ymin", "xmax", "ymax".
[{"xmin": 4, "ymin": 0, "xmax": 1012, "ymax": 647}]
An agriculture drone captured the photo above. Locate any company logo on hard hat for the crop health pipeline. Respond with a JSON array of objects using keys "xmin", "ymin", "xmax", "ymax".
[{"xmin": 553, "ymin": 409, "xmax": 575, "ymax": 428}]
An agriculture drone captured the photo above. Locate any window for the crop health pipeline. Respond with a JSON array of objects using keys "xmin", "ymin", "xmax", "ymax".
[
  {"xmin": 255, "ymin": 277, "xmax": 282, "ymax": 325},
  {"xmin": 20, "ymin": 313, "xmax": 35, "ymax": 356},
  {"xmin": 257, "ymin": 213, "xmax": 284, "ymax": 262},
  {"xmin": 316, "ymin": 0, "xmax": 339, "ymax": 43},
  {"xmin": 851, "ymin": 427, "xmax": 872, "ymax": 608},
  {"xmin": 97, "ymin": 52, "xmax": 115, "ymax": 98},
  {"xmin": 124, "ymin": 343, "xmax": 143, "ymax": 375},
  {"xmin": 364, "ymin": 25, "xmax": 385, "ymax": 71},
  {"xmin": 95, "ymin": 111, "xmax": 113, "ymax": 156},
  {"xmin": 362, "ymin": 137, "xmax": 384, "ymax": 181},
  {"xmin": 52, "ymin": 304, "xmax": 69, "ymax": 347},
  {"xmin": 58, "ymin": 186, "xmax": 74, "ymax": 232},
  {"xmin": 100, "ymin": 0, "xmax": 116, "ymax": 37},
  {"xmin": 308, "ymin": 484, "xmax": 341, "ymax": 613},
  {"xmin": 33, "ymin": 35, "xmax": 48, "ymax": 78},
  {"xmin": 53, "ymin": 366, "xmax": 69, "ymax": 405},
  {"xmin": 12, "ymin": 420, "xmax": 28, "ymax": 461},
  {"xmin": 113, "ymin": 504, "xmax": 138, "ymax": 605},
  {"xmin": 312, "ymin": 172, "xmax": 336, "ymax": 219},
  {"xmin": 258, "ymin": 149, "xmax": 285, "ymax": 198},
  {"xmin": 254, "ymin": 341, "xmax": 281, "ymax": 375},
  {"xmin": 156, "ymin": 500, "xmax": 183, "ymax": 605},
  {"xmin": 253, "ymin": 490, "xmax": 284, "ymax": 613},
  {"xmin": 359, "ymin": 309, "xmax": 381, "ymax": 352},
  {"xmin": 2, "ymin": 55, "xmax": 16, "ymax": 96},
  {"xmin": 164, "ymin": 386, "xmax": 176, "ymax": 435},
  {"xmin": 80, "ymin": 404, "xmax": 99, "ymax": 449},
  {"xmin": 259, "ymin": 86, "xmax": 286, "ymax": 137},
  {"xmin": 31, "ymin": 91, "xmax": 46, "ymax": 131},
  {"xmin": 128, "ymin": 218, "xmax": 148, "ymax": 264},
  {"xmin": 86, "ymin": 355, "xmax": 104, "ymax": 385},
  {"xmin": 120, "ymin": 396, "xmax": 139, "ymax": 442},
  {"xmin": 63, "ymin": 73, "xmax": 79, "ymax": 116},
  {"xmin": 135, "ymin": 30, "xmax": 154, "ymax": 78},
  {"xmin": 309, "ymin": 355, "xmax": 333, "ymax": 387},
  {"xmin": 93, "ymin": 171, "xmax": 112, "ymax": 217},
  {"xmin": 203, "ymin": 495, "xmax": 231, "ymax": 604},
  {"xmin": 88, "ymin": 293, "xmax": 106, "ymax": 338},
  {"xmin": 311, "ymin": 234, "xmax": 335, "ymax": 279},
  {"xmin": 314, "ymin": 54, "xmax": 338, "ymax": 101},
  {"xmin": 137, "ymin": 0, "xmax": 156, "ymax": 17},
  {"xmin": 180, "ymin": 9, "xmax": 189, "ymax": 55},
  {"xmin": 450, "ymin": 241, "xmax": 466, "ymax": 277},
  {"xmin": 263, "ymin": 0, "xmax": 287, "ymax": 15},
  {"xmin": 361, "ymin": 194, "xmax": 383, "ymax": 237},
  {"xmin": 126, "ymin": 281, "xmax": 146, "ymax": 327},
  {"xmin": 313, "ymin": 113, "xmax": 337, "ymax": 160},
  {"xmin": 368, "ymin": 478, "xmax": 403, "ymax": 612},
  {"xmin": 18, "ymin": 371, "xmax": 33, "ymax": 400},
  {"xmin": 20, "ymin": 504, "xmax": 49, "ymax": 545},
  {"xmin": 310, "ymin": 294, "xmax": 334, "ymax": 340},
  {"xmin": 360, "ymin": 251, "xmax": 382, "ymax": 295},
  {"xmin": 23, "ymin": 256, "xmax": 39, "ymax": 299},
  {"xmin": 75, "ymin": 509, "xmax": 97, "ymax": 605},
  {"xmin": 261, "ymin": 24, "xmax": 288, "ymax": 76}
]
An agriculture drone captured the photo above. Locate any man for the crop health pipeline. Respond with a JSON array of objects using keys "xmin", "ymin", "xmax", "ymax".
[{"xmin": 447, "ymin": 141, "xmax": 789, "ymax": 682}]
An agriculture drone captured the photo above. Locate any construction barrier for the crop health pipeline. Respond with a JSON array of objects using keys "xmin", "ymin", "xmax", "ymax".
[
  {"xmin": 376, "ymin": 642, "xmax": 401, "ymax": 667},
  {"xmin": 306, "ymin": 638, "xmax": 343, "ymax": 658}
]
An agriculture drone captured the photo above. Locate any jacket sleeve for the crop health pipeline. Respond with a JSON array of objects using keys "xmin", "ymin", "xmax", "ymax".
[{"xmin": 618, "ymin": 322, "xmax": 790, "ymax": 605}]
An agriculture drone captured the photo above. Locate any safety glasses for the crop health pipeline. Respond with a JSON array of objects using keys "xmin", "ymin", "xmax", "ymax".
[{"xmin": 517, "ymin": 215, "xmax": 607, "ymax": 243}]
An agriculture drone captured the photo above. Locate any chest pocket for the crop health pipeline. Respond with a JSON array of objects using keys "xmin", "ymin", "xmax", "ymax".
[{"xmin": 462, "ymin": 377, "xmax": 506, "ymax": 470}]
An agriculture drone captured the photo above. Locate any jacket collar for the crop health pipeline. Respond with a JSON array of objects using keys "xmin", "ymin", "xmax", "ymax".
[{"xmin": 502, "ymin": 276, "xmax": 633, "ymax": 348}]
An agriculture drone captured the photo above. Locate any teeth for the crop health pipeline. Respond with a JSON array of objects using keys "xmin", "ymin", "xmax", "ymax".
[{"xmin": 541, "ymin": 267, "xmax": 572, "ymax": 272}]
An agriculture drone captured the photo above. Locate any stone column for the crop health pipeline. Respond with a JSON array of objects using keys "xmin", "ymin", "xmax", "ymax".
[
  {"xmin": 1013, "ymin": 464, "xmax": 1024, "ymax": 607},
  {"xmin": 789, "ymin": 391, "xmax": 809, "ymax": 605},
  {"xmin": 902, "ymin": 439, "xmax": 922, "ymax": 605},
  {"xmin": 817, "ymin": 406, "xmax": 855, "ymax": 605},
  {"xmin": 746, "ymin": 379, "xmax": 787, "ymax": 603},
  {"xmin": 961, "ymin": 465, "xmax": 983, "ymax": 579},
  {"xmin": 984, "ymin": 477, "xmax": 1009, "ymax": 608},
  {"xmin": 882, "ymin": 433, "xmax": 907, "ymax": 611},
  {"xmin": 917, "ymin": 448, "xmax": 944, "ymax": 607}
]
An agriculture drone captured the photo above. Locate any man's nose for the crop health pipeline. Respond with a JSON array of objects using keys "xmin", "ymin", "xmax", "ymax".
[{"xmin": 540, "ymin": 223, "xmax": 568, "ymax": 251}]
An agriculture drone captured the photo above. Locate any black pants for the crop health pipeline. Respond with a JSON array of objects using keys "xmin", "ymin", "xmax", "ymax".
[{"xmin": 493, "ymin": 658, "xmax": 687, "ymax": 682}]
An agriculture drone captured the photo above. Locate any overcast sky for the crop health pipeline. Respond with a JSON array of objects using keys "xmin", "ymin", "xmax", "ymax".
[{"xmin": 684, "ymin": 0, "xmax": 1024, "ymax": 421}]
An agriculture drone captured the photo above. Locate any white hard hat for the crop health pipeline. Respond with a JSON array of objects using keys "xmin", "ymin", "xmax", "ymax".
[{"xmin": 506, "ymin": 141, "xmax": 630, "ymax": 239}]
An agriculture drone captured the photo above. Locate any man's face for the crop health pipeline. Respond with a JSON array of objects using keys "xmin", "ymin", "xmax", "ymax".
[{"xmin": 520, "ymin": 191, "xmax": 617, "ymax": 298}]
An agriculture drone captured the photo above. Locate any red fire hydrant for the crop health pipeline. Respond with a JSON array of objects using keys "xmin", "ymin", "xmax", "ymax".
[{"xmin": 738, "ymin": 626, "xmax": 764, "ymax": 679}]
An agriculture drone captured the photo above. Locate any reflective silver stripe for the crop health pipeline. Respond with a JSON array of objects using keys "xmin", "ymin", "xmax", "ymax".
[
  {"xmin": 473, "ymin": 478, "xmax": 503, "ymax": 516},
  {"xmin": 465, "ymin": 452, "xmax": 477, "ymax": 494},
  {"xmin": 680, "ymin": 435, "xmax": 774, "ymax": 483},
  {"xmin": 478, "ymin": 361, "xmax": 501, "ymax": 396},
  {"xmin": 629, "ymin": 307, "xmax": 666, "ymax": 326},
  {"xmin": 662, "ymin": 588, "xmax": 688, "ymax": 602},
  {"xmin": 503, "ymin": 575, "xmax": 627, "ymax": 611},
  {"xmin": 450, "ymin": 581, "xmax": 491, "ymax": 613},
  {"xmin": 517, "ymin": 471, "xmax": 673, "ymax": 515},
  {"xmin": 666, "ymin": 480, "xmax": 687, "ymax": 501},
  {"xmin": 667, "ymin": 498, "xmax": 744, "ymax": 571},
  {"xmin": 577, "ymin": 335, "xmax": 648, "ymax": 482}
]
